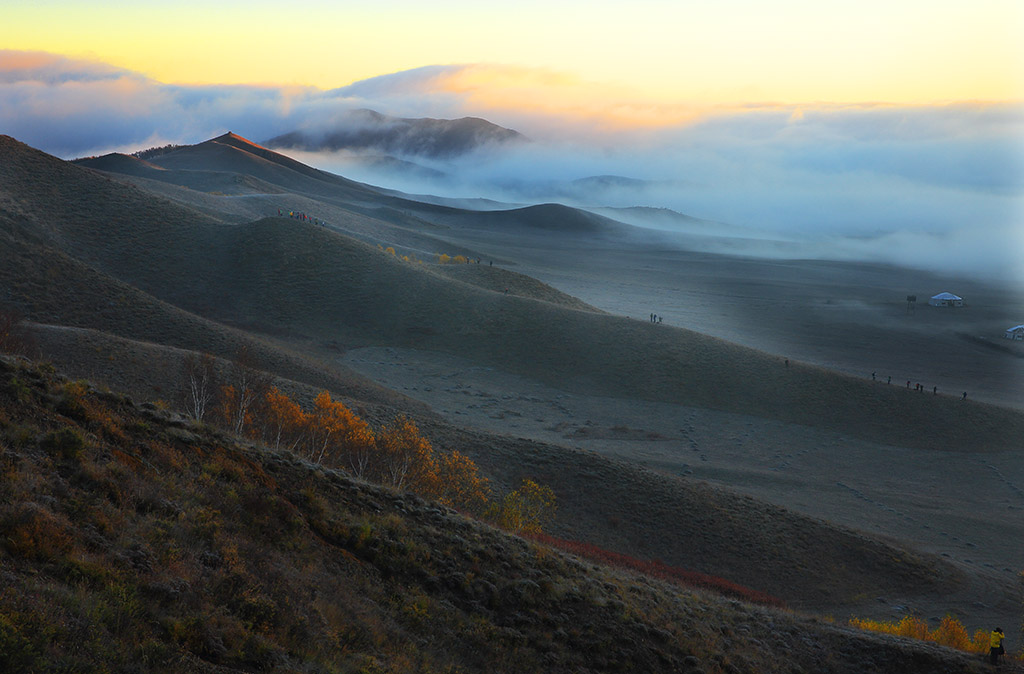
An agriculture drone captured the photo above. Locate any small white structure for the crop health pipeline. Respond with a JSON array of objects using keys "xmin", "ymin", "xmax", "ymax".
[
  {"xmin": 1006, "ymin": 325, "xmax": 1024, "ymax": 340},
  {"xmin": 929, "ymin": 292, "xmax": 963, "ymax": 307}
]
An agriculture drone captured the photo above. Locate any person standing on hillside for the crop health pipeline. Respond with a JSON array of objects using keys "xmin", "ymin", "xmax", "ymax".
[{"xmin": 989, "ymin": 627, "xmax": 1004, "ymax": 665}]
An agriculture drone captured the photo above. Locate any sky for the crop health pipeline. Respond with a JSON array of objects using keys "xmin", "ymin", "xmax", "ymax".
[
  {"xmin": 1, "ymin": 0, "xmax": 1022, "ymax": 282},
  {"xmin": 4, "ymin": 0, "xmax": 1022, "ymax": 104}
]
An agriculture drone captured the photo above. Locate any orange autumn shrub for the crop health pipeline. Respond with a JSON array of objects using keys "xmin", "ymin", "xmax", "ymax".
[{"xmin": 849, "ymin": 615, "xmax": 989, "ymax": 654}]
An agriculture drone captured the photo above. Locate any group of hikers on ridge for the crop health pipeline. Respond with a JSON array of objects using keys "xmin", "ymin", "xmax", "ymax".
[
  {"xmin": 870, "ymin": 371, "xmax": 969, "ymax": 400},
  {"xmin": 277, "ymin": 209, "xmax": 325, "ymax": 227}
]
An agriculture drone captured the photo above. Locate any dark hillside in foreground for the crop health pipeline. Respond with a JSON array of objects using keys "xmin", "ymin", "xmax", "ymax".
[
  {"xmin": 0, "ymin": 356, "xmax": 1004, "ymax": 674},
  {"xmin": 11, "ymin": 321, "xmax": 967, "ymax": 615}
]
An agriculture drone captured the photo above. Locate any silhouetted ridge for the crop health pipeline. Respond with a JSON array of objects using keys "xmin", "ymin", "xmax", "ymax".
[
  {"xmin": 73, "ymin": 153, "xmax": 165, "ymax": 177},
  {"xmin": 265, "ymin": 109, "xmax": 526, "ymax": 159},
  {"xmin": 141, "ymin": 132, "xmax": 382, "ymax": 200}
]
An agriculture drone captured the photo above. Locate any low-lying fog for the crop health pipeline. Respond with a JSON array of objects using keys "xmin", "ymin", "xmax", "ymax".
[
  {"xmin": 284, "ymin": 103, "xmax": 1024, "ymax": 287},
  {"xmin": 4, "ymin": 51, "xmax": 1020, "ymax": 285}
]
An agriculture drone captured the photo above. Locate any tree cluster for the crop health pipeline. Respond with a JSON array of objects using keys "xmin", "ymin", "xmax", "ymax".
[
  {"xmin": 180, "ymin": 349, "xmax": 549, "ymax": 522},
  {"xmin": 130, "ymin": 144, "xmax": 183, "ymax": 160}
]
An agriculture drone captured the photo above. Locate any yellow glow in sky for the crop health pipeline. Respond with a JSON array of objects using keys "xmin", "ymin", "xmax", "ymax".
[{"xmin": 3, "ymin": 0, "xmax": 1022, "ymax": 105}]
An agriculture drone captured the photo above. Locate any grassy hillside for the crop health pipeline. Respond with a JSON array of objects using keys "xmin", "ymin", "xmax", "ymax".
[
  {"xmin": 200, "ymin": 218, "xmax": 1024, "ymax": 453},
  {"xmin": 1, "ymin": 133, "xmax": 1020, "ymax": 636},
  {"xmin": 0, "ymin": 355, "xmax": 1001, "ymax": 674},
  {"xmin": 75, "ymin": 153, "xmax": 290, "ymax": 197},
  {"xmin": 10, "ymin": 319, "xmax": 964, "ymax": 614},
  {"xmin": 0, "ymin": 213, "xmax": 411, "ymax": 416}
]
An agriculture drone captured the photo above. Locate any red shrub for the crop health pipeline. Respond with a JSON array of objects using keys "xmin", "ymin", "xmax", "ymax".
[{"xmin": 526, "ymin": 532, "xmax": 785, "ymax": 607}]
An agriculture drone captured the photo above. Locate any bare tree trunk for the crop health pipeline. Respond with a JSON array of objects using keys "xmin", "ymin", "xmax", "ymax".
[
  {"xmin": 226, "ymin": 347, "xmax": 272, "ymax": 437},
  {"xmin": 181, "ymin": 352, "xmax": 218, "ymax": 422}
]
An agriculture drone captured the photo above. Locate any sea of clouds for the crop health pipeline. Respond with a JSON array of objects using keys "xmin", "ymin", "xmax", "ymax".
[{"xmin": 2, "ymin": 51, "xmax": 1021, "ymax": 284}]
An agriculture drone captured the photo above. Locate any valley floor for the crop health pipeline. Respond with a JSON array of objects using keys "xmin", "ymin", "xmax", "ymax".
[
  {"xmin": 341, "ymin": 345, "xmax": 1024, "ymax": 637},
  {"xmin": 427, "ymin": 230, "xmax": 1024, "ymax": 410}
]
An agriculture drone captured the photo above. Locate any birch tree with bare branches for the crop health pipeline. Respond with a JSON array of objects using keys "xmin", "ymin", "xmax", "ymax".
[{"xmin": 180, "ymin": 352, "xmax": 218, "ymax": 422}]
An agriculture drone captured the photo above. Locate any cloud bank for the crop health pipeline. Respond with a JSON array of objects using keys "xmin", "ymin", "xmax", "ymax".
[{"xmin": 2, "ymin": 51, "xmax": 1021, "ymax": 283}]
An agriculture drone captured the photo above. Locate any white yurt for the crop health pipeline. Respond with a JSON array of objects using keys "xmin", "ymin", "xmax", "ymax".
[
  {"xmin": 1006, "ymin": 325, "xmax": 1024, "ymax": 340},
  {"xmin": 929, "ymin": 292, "xmax": 963, "ymax": 307}
]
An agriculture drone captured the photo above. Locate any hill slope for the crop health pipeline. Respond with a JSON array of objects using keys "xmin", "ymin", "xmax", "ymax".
[
  {"xmin": 0, "ymin": 355, "xmax": 1002, "ymax": 674},
  {"xmin": 5, "ymin": 135, "xmax": 1022, "ymax": 453}
]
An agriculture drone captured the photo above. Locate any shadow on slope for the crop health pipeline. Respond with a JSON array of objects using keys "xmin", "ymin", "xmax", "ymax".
[{"xmin": 13, "ymin": 317, "xmax": 969, "ymax": 616}]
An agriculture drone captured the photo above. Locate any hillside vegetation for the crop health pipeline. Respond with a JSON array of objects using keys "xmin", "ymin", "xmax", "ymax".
[
  {"xmin": 9, "ymin": 318, "xmax": 962, "ymax": 615},
  {"xmin": 0, "ymin": 355, "xmax": 1001, "ymax": 673}
]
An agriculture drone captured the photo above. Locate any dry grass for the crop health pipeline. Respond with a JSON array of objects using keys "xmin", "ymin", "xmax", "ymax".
[{"xmin": 0, "ymin": 355, "xmax": 1008, "ymax": 673}]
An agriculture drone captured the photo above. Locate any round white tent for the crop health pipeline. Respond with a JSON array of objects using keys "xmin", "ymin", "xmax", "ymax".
[{"xmin": 929, "ymin": 292, "xmax": 963, "ymax": 307}]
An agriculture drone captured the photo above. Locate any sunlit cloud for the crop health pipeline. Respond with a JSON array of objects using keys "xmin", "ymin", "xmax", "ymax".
[
  {"xmin": 0, "ymin": 49, "xmax": 131, "ymax": 84},
  {"xmin": 1, "ymin": 50, "xmax": 1020, "ymax": 284}
]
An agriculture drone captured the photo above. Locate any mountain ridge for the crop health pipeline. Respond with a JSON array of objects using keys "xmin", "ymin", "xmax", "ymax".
[{"xmin": 264, "ymin": 108, "xmax": 527, "ymax": 159}]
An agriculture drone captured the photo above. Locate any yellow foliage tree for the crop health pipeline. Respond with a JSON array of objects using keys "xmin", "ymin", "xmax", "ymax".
[
  {"xmin": 217, "ymin": 347, "xmax": 272, "ymax": 436},
  {"xmin": 305, "ymin": 391, "xmax": 376, "ymax": 474},
  {"xmin": 259, "ymin": 386, "xmax": 307, "ymax": 451},
  {"xmin": 436, "ymin": 449, "xmax": 490, "ymax": 514},
  {"xmin": 488, "ymin": 478, "xmax": 557, "ymax": 534},
  {"xmin": 437, "ymin": 253, "xmax": 451, "ymax": 264},
  {"xmin": 376, "ymin": 416, "xmax": 437, "ymax": 492},
  {"xmin": 204, "ymin": 383, "xmax": 500, "ymax": 520}
]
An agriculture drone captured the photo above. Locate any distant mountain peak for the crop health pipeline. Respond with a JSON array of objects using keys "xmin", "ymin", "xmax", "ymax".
[
  {"xmin": 264, "ymin": 109, "xmax": 527, "ymax": 160},
  {"xmin": 210, "ymin": 132, "xmax": 267, "ymax": 150}
]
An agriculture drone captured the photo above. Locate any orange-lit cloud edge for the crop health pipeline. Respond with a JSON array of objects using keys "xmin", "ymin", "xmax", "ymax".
[
  {"xmin": 7, "ymin": 50, "xmax": 1018, "ymax": 135},
  {"xmin": 363, "ymin": 63, "xmax": 1024, "ymax": 143}
]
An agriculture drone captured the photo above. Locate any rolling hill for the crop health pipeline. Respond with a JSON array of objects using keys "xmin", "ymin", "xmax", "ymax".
[
  {"xmin": 0, "ymin": 354, "xmax": 998, "ymax": 674},
  {"xmin": 1, "ymin": 131, "xmax": 1021, "ymax": 667},
  {"xmin": 7, "ymin": 135, "xmax": 1022, "ymax": 453}
]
